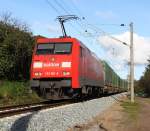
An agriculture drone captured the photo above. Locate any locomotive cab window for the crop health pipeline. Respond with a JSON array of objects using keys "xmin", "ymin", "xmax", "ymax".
[
  {"xmin": 36, "ymin": 42, "xmax": 72, "ymax": 55},
  {"xmin": 55, "ymin": 43, "xmax": 71, "ymax": 54},
  {"xmin": 37, "ymin": 43, "xmax": 54, "ymax": 54}
]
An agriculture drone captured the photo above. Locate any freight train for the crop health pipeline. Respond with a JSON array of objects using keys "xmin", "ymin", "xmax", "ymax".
[{"xmin": 30, "ymin": 36, "xmax": 127, "ymax": 99}]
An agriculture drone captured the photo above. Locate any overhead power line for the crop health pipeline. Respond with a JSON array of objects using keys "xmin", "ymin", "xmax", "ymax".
[
  {"xmin": 54, "ymin": 0, "xmax": 70, "ymax": 14},
  {"xmin": 44, "ymin": 0, "xmax": 128, "ymax": 80},
  {"xmin": 86, "ymin": 24, "xmax": 128, "ymax": 46},
  {"xmin": 45, "ymin": 0, "xmax": 83, "ymax": 35},
  {"xmin": 69, "ymin": 0, "xmax": 84, "ymax": 17},
  {"xmin": 45, "ymin": 0, "xmax": 127, "ymax": 49},
  {"xmin": 53, "ymin": 0, "xmax": 86, "ymax": 31},
  {"xmin": 45, "ymin": 0, "xmax": 61, "ymax": 15}
]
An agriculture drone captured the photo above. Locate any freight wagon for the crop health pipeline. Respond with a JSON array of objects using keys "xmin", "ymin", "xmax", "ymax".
[{"xmin": 102, "ymin": 61, "xmax": 128, "ymax": 93}]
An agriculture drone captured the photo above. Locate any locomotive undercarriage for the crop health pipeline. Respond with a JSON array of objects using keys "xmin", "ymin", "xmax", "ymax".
[
  {"xmin": 31, "ymin": 78, "xmax": 82, "ymax": 100},
  {"xmin": 31, "ymin": 78, "xmax": 106, "ymax": 100}
]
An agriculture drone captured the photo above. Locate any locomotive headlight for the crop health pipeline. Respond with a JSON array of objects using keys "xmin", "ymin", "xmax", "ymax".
[
  {"xmin": 34, "ymin": 72, "xmax": 42, "ymax": 76},
  {"xmin": 63, "ymin": 71, "xmax": 70, "ymax": 76},
  {"xmin": 33, "ymin": 62, "xmax": 43, "ymax": 68},
  {"xmin": 61, "ymin": 62, "xmax": 71, "ymax": 68}
]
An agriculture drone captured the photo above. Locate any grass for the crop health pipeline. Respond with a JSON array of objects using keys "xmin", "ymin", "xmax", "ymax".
[
  {"xmin": 121, "ymin": 100, "xmax": 140, "ymax": 120},
  {"xmin": 0, "ymin": 81, "xmax": 42, "ymax": 107}
]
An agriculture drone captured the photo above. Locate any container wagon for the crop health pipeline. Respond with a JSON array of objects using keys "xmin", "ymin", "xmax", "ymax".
[{"xmin": 102, "ymin": 61, "xmax": 128, "ymax": 93}]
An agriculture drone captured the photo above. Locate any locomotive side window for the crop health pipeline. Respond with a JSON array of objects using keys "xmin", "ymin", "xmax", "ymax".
[
  {"xmin": 36, "ymin": 43, "xmax": 72, "ymax": 55},
  {"xmin": 80, "ymin": 47, "xmax": 82, "ymax": 57}
]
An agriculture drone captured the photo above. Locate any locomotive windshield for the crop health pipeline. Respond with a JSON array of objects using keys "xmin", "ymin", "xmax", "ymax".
[{"xmin": 36, "ymin": 42, "xmax": 72, "ymax": 55}]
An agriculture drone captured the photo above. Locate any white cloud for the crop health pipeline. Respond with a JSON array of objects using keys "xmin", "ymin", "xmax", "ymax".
[
  {"xmin": 95, "ymin": 11, "xmax": 118, "ymax": 20},
  {"xmin": 96, "ymin": 32, "xmax": 150, "ymax": 79},
  {"xmin": 98, "ymin": 31, "xmax": 150, "ymax": 65}
]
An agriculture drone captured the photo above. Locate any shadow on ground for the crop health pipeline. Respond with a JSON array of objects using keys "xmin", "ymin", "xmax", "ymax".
[{"xmin": 10, "ymin": 112, "xmax": 37, "ymax": 131}]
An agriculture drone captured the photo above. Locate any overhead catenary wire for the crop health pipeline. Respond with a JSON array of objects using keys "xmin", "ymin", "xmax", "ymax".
[
  {"xmin": 45, "ymin": 0, "xmax": 128, "ymax": 78},
  {"xmin": 78, "ymin": 23, "xmax": 128, "ymax": 77},
  {"xmin": 84, "ymin": 24, "xmax": 129, "ymax": 46},
  {"xmin": 54, "ymin": 0, "xmax": 85, "ymax": 33},
  {"xmin": 53, "ymin": 0, "xmax": 87, "ymax": 31},
  {"xmin": 45, "ymin": 0, "xmax": 61, "ymax": 15},
  {"xmin": 54, "ymin": 0, "xmax": 70, "ymax": 14},
  {"xmin": 45, "ymin": 0, "xmax": 83, "ymax": 35},
  {"xmin": 45, "ymin": 0, "xmax": 99, "ymax": 38},
  {"xmin": 68, "ymin": 0, "xmax": 85, "ymax": 18},
  {"xmin": 68, "ymin": 1, "xmax": 128, "ymax": 79},
  {"xmin": 62, "ymin": 0, "xmax": 128, "ymax": 47},
  {"xmin": 61, "ymin": 0, "xmax": 74, "ymax": 13}
]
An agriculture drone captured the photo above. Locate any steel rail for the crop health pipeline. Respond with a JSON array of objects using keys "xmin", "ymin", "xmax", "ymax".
[{"xmin": 0, "ymin": 100, "xmax": 73, "ymax": 118}]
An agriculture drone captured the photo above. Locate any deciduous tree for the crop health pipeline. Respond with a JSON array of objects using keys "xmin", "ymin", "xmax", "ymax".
[{"xmin": 0, "ymin": 13, "xmax": 35, "ymax": 80}]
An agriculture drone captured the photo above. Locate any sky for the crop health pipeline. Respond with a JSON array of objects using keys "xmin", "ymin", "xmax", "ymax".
[{"xmin": 0, "ymin": 0, "xmax": 150, "ymax": 80}]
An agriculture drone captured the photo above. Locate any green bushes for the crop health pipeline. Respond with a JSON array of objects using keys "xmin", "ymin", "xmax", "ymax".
[
  {"xmin": 0, "ymin": 13, "xmax": 41, "ymax": 106},
  {"xmin": 137, "ymin": 60, "xmax": 150, "ymax": 97},
  {"xmin": 0, "ymin": 81, "xmax": 41, "ymax": 106},
  {"xmin": 0, "ymin": 13, "xmax": 35, "ymax": 80}
]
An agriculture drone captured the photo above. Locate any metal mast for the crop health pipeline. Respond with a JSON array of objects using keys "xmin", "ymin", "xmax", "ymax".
[{"xmin": 130, "ymin": 22, "xmax": 134, "ymax": 103}]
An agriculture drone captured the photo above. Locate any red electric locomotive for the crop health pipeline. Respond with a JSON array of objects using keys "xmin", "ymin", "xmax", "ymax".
[{"xmin": 30, "ymin": 37, "xmax": 104, "ymax": 99}]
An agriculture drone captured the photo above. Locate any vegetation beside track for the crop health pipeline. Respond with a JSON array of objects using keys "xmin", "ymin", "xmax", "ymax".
[
  {"xmin": 136, "ymin": 60, "xmax": 150, "ymax": 97},
  {"xmin": 121, "ymin": 99, "xmax": 140, "ymax": 120},
  {"xmin": 0, "ymin": 81, "xmax": 42, "ymax": 107}
]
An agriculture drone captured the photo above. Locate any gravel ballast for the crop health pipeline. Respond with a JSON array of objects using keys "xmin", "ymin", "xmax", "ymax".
[{"xmin": 0, "ymin": 93, "xmax": 126, "ymax": 131}]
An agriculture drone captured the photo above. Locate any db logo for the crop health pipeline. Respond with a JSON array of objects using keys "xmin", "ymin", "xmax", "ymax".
[{"xmin": 51, "ymin": 57, "xmax": 55, "ymax": 61}]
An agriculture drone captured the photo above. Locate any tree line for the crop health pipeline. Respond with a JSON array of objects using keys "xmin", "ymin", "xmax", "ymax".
[
  {"xmin": 0, "ymin": 13, "xmax": 35, "ymax": 80},
  {"xmin": 137, "ymin": 60, "xmax": 150, "ymax": 97}
]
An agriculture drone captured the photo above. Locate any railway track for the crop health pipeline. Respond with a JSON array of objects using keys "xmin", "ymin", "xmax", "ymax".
[
  {"xmin": 0, "ymin": 93, "xmax": 122, "ymax": 118},
  {"xmin": 0, "ymin": 100, "xmax": 74, "ymax": 118}
]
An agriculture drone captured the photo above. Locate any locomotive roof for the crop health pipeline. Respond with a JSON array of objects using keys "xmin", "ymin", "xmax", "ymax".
[
  {"xmin": 36, "ymin": 37, "xmax": 79, "ymax": 43},
  {"xmin": 36, "ymin": 37, "xmax": 101, "ymax": 61}
]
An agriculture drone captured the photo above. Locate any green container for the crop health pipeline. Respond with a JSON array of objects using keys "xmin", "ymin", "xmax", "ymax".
[{"xmin": 102, "ymin": 61, "xmax": 127, "ymax": 90}]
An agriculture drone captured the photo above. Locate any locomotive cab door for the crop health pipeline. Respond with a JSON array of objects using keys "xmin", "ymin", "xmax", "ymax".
[{"xmin": 80, "ymin": 46, "xmax": 86, "ymax": 86}]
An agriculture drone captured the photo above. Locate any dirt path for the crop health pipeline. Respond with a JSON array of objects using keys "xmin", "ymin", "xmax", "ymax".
[
  {"xmin": 68, "ymin": 97, "xmax": 150, "ymax": 131},
  {"xmin": 135, "ymin": 98, "xmax": 150, "ymax": 131}
]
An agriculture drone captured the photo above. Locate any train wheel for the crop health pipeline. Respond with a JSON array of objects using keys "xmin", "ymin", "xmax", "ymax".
[
  {"xmin": 40, "ymin": 87, "xmax": 46, "ymax": 98},
  {"xmin": 87, "ymin": 87, "xmax": 92, "ymax": 96},
  {"xmin": 92, "ymin": 87, "xmax": 98, "ymax": 97},
  {"xmin": 98, "ymin": 88, "xmax": 103, "ymax": 97}
]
